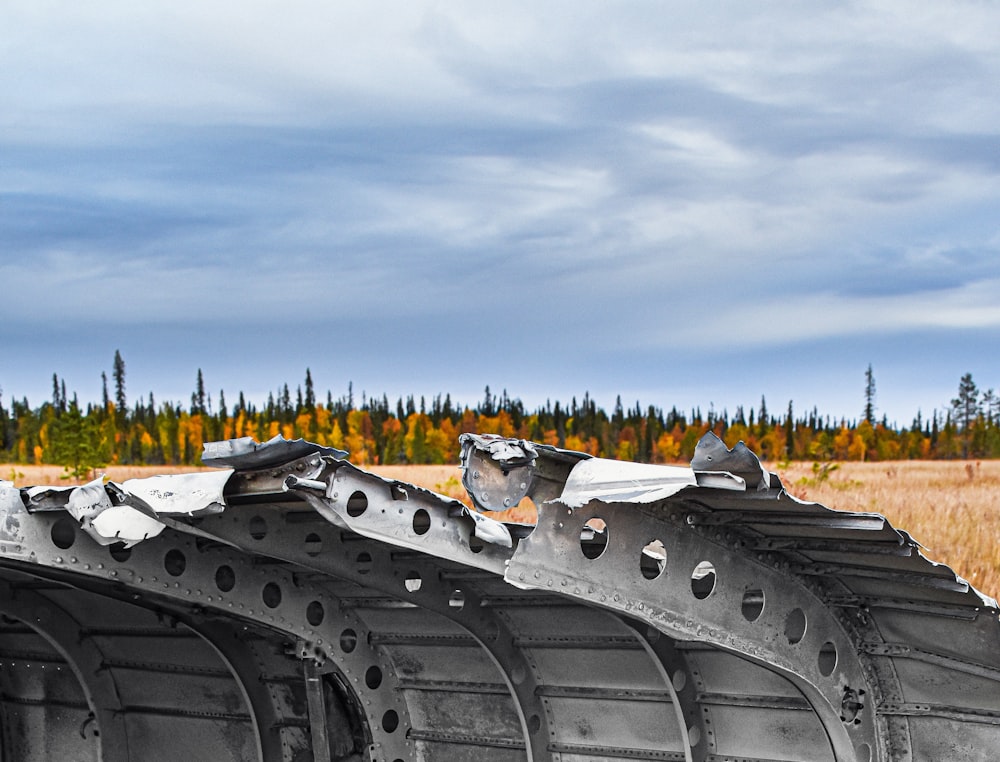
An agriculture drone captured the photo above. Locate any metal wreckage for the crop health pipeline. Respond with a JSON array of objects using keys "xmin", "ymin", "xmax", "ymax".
[{"xmin": 0, "ymin": 432, "xmax": 997, "ymax": 762}]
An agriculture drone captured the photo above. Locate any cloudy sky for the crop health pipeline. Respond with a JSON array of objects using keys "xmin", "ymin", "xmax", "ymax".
[{"xmin": 3, "ymin": 1, "xmax": 999, "ymax": 424}]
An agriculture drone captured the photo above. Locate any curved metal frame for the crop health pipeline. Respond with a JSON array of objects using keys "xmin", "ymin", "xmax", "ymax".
[
  {"xmin": 175, "ymin": 616, "xmax": 287, "ymax": 762},
  {"xmin": 0, "ymin": 582, "xmax": 129, "ymax": 761},
  {"xmin": 505, "ymin": 499, "xmax": 881, "ymax": 762},
  {"xmin": 0, "ymin": 511, "xmax": 414, "ymax": 761},
  {"xmin": 621, "ymin": 616, "xmax": 707, "ymax": 762},
  {"xmin": 195, "ymin": 495, "xmax": 556, "ymax": 761}
]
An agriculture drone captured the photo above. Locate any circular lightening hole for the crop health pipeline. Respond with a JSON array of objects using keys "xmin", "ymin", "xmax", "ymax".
[
  {"xmin": 262, "ymin": 582, "xmax": 282, "ymax": 609},
  {"xmin": 356, "ymin": 551, "xmax": 372, "ymax": 575},
  {"xmin": 304, "ymin": 532, "xmax": 322, "ymax": 557},
  {"xmin": 164, "ymin": 549, "xmax": 186, "ymax": 577},
  {"xmin": 51, "ymin": 517, "xmax": 76, "ymax": 549},
  {"xmin": 640, "ymin": 539, "xmax": 667, "ymax": 580},
  {"xmin": 690, "ymin": 561, "xmax": 716, "ymax": 599},
  {"xmin": 346, "ymin": 491, "xmax": 368, "ymax": 517},
  {"xmin": 248, "ymin": 516, "xmax": 267, "ymax": 540},
  {"xmin": 381, "ymin": 709, "xmax": 399, "ymax": 733},
  {"xmin": 306, "ymin": 601, "xmax": 324, "ymax": 626},
  {"xmin": 339, "ymin": 629, "xmax": 357, "ymax": 653},
  {"xmin": 671, "ymin": 670, "xmax": 687, "ymax": 692},
  {"xmin": 785, "ymin": 608, "xmax": 807, "ymax": 644},
  {"xmin": 365, "ymin": 666, "xmax": 383, "ymax": 689},
  {"xmin": 404, "ymin": 571, "xmax": 422, "ymax": 593},
  {"xmin": 215, "ymin": 565, "xmax": 235, "ymax": 592},
  {"xmin": 688, "ymin": 726, "xmax": 702, "ymax": 747},
  {"xmin": 742, "ymin": 589, "xmax": 765, "ymax": 621},
  {"xmin": 819, "ymin": 641, "xmax": 838, "ymax": 676},
  {"xmin": 412, "ymin": 509, "xmax": 431, "ymax": 535},
  {"xmin": 580, "ymin": 517, "xmax": 608, "ymax": 559}
]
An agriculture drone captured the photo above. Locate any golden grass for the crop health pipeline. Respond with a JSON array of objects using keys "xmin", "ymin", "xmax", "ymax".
[
  {"xmin": 2, "ymin": 463, "xmax": 217, "ymax": 485},
  {"xmin": 773, "ymin": 460, "xmax": 1000, "ymax": 598},
  {"xmin": 5, "ymin": 460, "xmax": 997, "ymax": 598}
]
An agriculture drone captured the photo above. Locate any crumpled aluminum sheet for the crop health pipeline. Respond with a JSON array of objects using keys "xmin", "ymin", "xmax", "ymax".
[
  {"xmin": 202, "ymin": 435, "xmax": 346, "ymax": 468},
  {"xmin": 68, "ymin": 477, "xmax": 165, "ymax": 547},
  {"xmin": 555, "ymin": 458, "xmax": 699, "ymax": 508},
  {"xmin": 459, "ymin": 433, "xmax": 539, "ymax": 467},
  {"xmin": 122, "ymin": 470, "xmax": 232, "ymax": 516}
]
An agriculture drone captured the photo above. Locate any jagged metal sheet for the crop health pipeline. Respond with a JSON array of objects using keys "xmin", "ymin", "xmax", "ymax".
[
  {"xmin": 121, "ymin": 470, "xmax": 232, "ymax": 516},
  {"xmin": 68, "ymin": 476, "xmax": 165, "ymax": 547},
  {"xmin": 202, "ymin": 434, "xmax": 347, "ymax": 468},
  {"xmin": 554, "ymin": 457, "xmax": 699, "ymax": 507}
]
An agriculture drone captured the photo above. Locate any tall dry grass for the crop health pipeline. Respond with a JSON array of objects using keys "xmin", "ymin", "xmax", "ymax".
[
  {"xmin": 5, "ymin": 460, "xmax": 997, "ymax": 598},
  {"xmin": 774, "ymin": 460, "xmax": 1000, "ymax": 598}
]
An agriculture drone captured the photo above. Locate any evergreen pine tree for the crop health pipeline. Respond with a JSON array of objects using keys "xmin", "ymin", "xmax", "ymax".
[
  {"xmin": 864, "ymin": 364, "xmax": 876, "ymax": 424},
  {"xmin": 951, "ymin": 373, "xmax": 979, "ymax": 459},
  {"xmin": 304, "ymin": 369, "xmax": 315, "ymax": 410},
  {"xmin": 113, "ymin": 350, "xmax": 126, "ymax": 411}
]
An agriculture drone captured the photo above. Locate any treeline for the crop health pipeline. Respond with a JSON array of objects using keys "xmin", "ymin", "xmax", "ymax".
[{"xmin": 1, "ymin": 356, "xmax": 999, "ymax": 476}]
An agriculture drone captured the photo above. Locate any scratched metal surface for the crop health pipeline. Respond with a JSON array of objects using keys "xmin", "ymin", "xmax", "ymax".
[{"xmin": 0, "ymin": 433, "xmax": 997, "ymax": 761}]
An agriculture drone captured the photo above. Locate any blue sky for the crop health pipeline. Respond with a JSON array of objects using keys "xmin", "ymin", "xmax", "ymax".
[{"xmin": 3, "ymin": 1, "xmax": 999, "ymax": 424}]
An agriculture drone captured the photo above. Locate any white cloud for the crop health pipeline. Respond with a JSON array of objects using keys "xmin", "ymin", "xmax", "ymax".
[
  {"xmin": 623, "ymin": 278, "xmax": 1000, "ymax": 352},
  {"xmin": 4, "ymin": 0, "xmax": 1000, "ymax": 415},
  {"xmin": 637, "ymin": 122, "xmax": 753, "ymax": 168}
]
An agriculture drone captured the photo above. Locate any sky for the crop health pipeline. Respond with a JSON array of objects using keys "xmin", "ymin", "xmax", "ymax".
[{"xmin": 2, "ymin": 1, "xmax": 1000, "ymax": 426}]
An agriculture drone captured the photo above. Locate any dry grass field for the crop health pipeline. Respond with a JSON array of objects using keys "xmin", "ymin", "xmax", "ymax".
[
  {"xmin": 4, "ymin": 459, "xmax": 998, "ymax": 598},
  {"xmin": 774, "ymin": 460, "xmax": 1000, "ymax": 599}
]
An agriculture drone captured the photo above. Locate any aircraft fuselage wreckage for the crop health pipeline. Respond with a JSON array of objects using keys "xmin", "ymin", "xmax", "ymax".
[{"xmin": 1, "ymin": 433, "xmax": 997, "ymax": 761}]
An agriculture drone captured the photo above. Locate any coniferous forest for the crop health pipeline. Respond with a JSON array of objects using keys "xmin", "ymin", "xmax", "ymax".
[{"xmin": 2, "ymin": 354, "xmax": 999, "ymax": 477}]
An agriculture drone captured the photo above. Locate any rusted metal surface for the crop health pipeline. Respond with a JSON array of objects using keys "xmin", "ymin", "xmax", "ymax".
[{"xmin": 0, "ymin": 433, "xmax": 997, "ymax": 761}]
